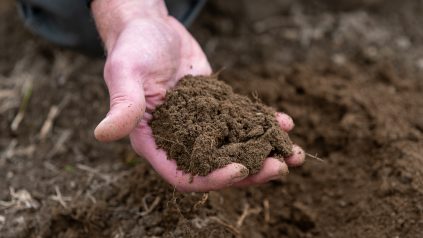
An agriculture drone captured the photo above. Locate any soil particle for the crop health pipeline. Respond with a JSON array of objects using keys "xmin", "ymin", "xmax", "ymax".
[
  {"xmin": 150, "ymin": 75, "xmax": 293, "ymax": 176},
  {"xmin": 2, "ymin": 0, "xmax": 423, "ymax": 237}
]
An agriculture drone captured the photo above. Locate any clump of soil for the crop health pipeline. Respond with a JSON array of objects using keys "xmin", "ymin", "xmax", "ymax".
[
  {"xmin": 4, "ymin": 0, "xmax": 423, "ymax": 237},
  {"xmin": 150, "ymin": 75, "xmax": 293, "ymax": 176}
]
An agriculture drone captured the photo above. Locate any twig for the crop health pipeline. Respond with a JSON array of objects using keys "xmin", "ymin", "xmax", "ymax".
[
  {"xmin": 39, "ymin": 106, "xmax": 60, "ymax": 140},
  {"xmin": 263, "ymin": 199, "xmax": 270, "ymax": 224},
  {"xmin": 88, "ymin": 193, "xmax": 97, "ymax": 204},
  {"xmin": 167, "ymin": 187, "xmax": 182, "ymax": 215},
  {"xmin": 10, "ymin": 145, "xmax": 35, "ymax": 158},
  {"xmin": 11, "ymin": 79, "xmax": 33, "ymax": 132},
  {"xmin": 76, "ymin": 164, "xmax": 116, "ymax": 185},
  {"xmin": 46, "ymin": 129, "xmax": 72, "ymax": 159},
  {"xmin": 209, "ymin": 216, "xmax": 240, "ymax": 236},
  {"xmin": 139, "ymin": 194, "xmax": 161, "ymax": 216},
  {"xmin": 0, "ymin": 99, "xmax": 18, "ymax": 114},
  {"xmin": 211, "ymin": 68, "xmax": 225, "ymax": 77},
  {"xmin": 0, "ymin": 89, "xmax": 15, "ymax": 99},
  {"xmin": 193, "ymin": 193, "xmax": 209, "ymax": 210},
  {"xmin": 0, "ymin": 187, "xmax": 39, "ymax": 211},
  {"xmin": 251, "ymin": 90, "xmax": 261, "ymax": 102},
  {"xmin": 49, "ymin": 186, "xmax": 72, "ymax": 209},
  {"xmin": 39, "ymin": 96, "xmax": 70, "ymax": 140},
  {"xmin": 305, "ymin": 153, "xmax": 326, "ymax": 163},
  {"xmin": 236, "ymin": 203, "xmax": 262, "ymax": 228},
  {"xmin": 1, "ymin": 139, "xmax": 36, "ymax": 162}
]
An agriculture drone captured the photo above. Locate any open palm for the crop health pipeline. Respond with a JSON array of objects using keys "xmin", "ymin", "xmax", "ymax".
[{"xmin": 94, "ymin": 16, "xmax": 304, "ymax": 192}]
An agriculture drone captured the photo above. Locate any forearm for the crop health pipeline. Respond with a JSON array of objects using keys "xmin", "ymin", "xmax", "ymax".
[{"xmin": 91, "ymin": 0, "xmax": 168, "ymax": 51}]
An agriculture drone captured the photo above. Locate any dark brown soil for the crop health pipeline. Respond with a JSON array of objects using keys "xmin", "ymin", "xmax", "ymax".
[
  {"xmin": 1, "ymin": 0, "xmax": 423, "ymax": 238},
  {"xmin": 151, "ymin": 75, "xmax": 292, "ymax": 176}
]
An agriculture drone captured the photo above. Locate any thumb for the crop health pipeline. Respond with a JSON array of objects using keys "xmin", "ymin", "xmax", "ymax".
[{"xmin": 95, "ymin": 61, "xmax": 146, "ymax": 142}]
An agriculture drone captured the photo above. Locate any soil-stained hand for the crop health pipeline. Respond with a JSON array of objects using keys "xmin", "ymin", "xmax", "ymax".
[{"xmin": 91, "ymin": 0, "xmax": 304, "ymax": 192}]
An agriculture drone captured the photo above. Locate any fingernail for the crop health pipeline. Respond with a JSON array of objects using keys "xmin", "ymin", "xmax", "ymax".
[
  {"xmin": 267, "ymin": 173, "xmax": 287, "ymax": 182},
  {"xmin": 97, "ymin": 116, "xmax": 109, "ymax": 128},
  {"xmin": 285, "ymin": 145, "xmax": 306, "ymax": 167},
  {"xmin": 231, "ymin": 166, "xmax": 249, "ymax": 183},
  {"xmin": 94, "ymin": 117, "xmax": 112, "ymax": 141},
  {"xmin": 276, "ymin": 112, "xmax": 295, "ymax": 130},
  {"xmin": 268, "ymin": 165, "xmax": 289, "ymax": 182},
  {"xmin": 95, "ymin": 117, "xmax": 107, "ymax": 130}
]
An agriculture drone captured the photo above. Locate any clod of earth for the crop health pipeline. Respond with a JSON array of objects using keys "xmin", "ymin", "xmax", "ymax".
[{"xmin": 150, "ymin": 75, "xmax": 293, "ymax": 176}]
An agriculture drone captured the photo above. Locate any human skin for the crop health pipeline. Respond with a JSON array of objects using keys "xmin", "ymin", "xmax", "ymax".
[{"xmin": 91, "ymin": 0, "xmax": 305, "ymax": 192}]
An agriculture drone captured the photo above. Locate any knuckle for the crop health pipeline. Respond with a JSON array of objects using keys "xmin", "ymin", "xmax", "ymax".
[
  {"xmin": 110, "ymin": 94, "xmax": 136, "ymax": 107},
  {"xmin": 105, "ymin": 54, "xmax": 141, "ymax": 81}
]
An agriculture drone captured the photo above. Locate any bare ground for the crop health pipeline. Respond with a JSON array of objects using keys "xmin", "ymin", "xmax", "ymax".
[{"xmin": 1, "ymin": 0, "xmax": 422, "ymax": 237}]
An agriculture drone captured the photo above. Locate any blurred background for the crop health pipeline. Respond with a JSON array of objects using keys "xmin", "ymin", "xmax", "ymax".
[{"xmin": 1, "ymin": 0, "xmax": 422, "ymax": 237}]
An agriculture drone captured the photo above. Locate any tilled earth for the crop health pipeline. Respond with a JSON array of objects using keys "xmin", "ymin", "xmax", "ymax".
[{"xmin": 1, "ymin": 0, "xmax": 422, "ymax": 237}]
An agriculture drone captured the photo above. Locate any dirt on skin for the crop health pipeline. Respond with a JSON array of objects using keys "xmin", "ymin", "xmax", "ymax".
[
  {"xmin": 151, "ymin": 75, "xmax": 292, "ymax": 176},
  {"xmin": 1, "ymin": 0, "xmax": 423, "ymax": 238}
]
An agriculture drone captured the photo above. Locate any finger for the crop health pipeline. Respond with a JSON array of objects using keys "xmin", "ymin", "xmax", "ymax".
[
  {"xmin": 169, "ymin": 17, "xmax": 212, "ymax": 78},
  {"xmin": 175, "ymin": 38, "xmax": 212, "ymax": 77},
  {"xmin": 178, "ymin": 58, "xmax": 212, "ymax": 77},
  {"xmin": 285, "ymin": 144, "xmax": 305, "ymax": 167},
  {"xmin": 130, "ymin": 124, "xmax": 248, "ymax": 192},
  {"xmin": 232, "ymin": 158, "xmax": 288, "ymax": 187},
  {"xmin": 180, "ymin": 163, "xmax": 249, "ymax": 192},
  {"xmin": 144, "ymin": 0, "xmax": 169, "ymax": 17},
  {"xmin": 95, "ymin": 59, "xmax": 146, "ymax": 142},
  {"xmin": 275, "ymin": 112, "xmax": 294, "ymax": 132}
]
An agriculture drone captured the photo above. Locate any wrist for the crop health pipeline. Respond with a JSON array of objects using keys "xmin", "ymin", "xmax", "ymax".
[{"xmin": 92, "ymin": 0, "xmax": 168, "ymax": 51}]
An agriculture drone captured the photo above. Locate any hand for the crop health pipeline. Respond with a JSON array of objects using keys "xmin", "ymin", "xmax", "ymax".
[{"xmin": 92, "ymin": 0, "xmax": 305, "ymax": 192}]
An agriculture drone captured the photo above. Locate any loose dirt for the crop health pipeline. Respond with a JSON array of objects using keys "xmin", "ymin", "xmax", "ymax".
[
  {"xmin": 1, "ymin": 0, "xmax": 423, "ymax": 237},
  {"xmin": 151, "ymin": 75, "xmax": 292, "ymax": 176}
]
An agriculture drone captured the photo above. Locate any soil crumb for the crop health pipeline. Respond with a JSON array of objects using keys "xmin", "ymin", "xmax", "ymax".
[{"xmin": 150, "ymin": 75, "xmax": 293, "ymax": 176}]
